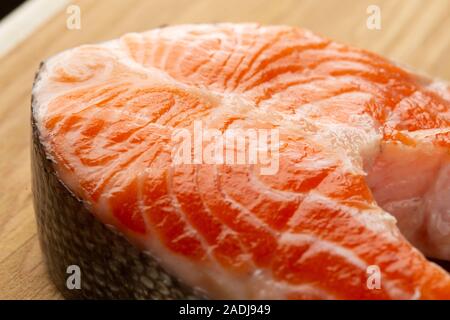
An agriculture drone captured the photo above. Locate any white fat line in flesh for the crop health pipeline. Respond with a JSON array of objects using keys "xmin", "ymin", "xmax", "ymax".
[
  {"xmin": 39, "ymin": 85, "xmax": 133, "ymax": 142},
  {"xmin": 255, "ymin": 231, "xmax": 418, "ymax": 299},
  {"xmin": 86, "ymin": 127, "xmax": 168, "ymax": 198},
  {"xmin": 246, "ymin": 270, "xmax": 339, "ymax": 300},
  {"xmin": 279, "ymin": 233, "xmax": 366, "ymax": 270},
  {"xmin": 54, "ymin": 88, "xmax": 131, "ymax": 141},
  {"xmin": 92, "ymin": 130, "xmax": 170, "ymax": 198},
  {"xmin": 146, "ymin": 167, "xmax": 251, "ymax": 298},
  {"xmin": 81, "ymin": 140, "xmax": 171, "ymax": 220},
  {"xmin": 125, "ymin": 33, "xmax": 148, "ymax": 66},
  {"xmin": 154, "ymin": 27, "xmax": 239, "ymax": 78},
  {"xmin": 165, "ymin": 165, "xmax": 263, "ymax": 291},
  {"xmin": 134, "ymin": 172, "xmax": 234, "ymax": 299},
  {"xmin": 213, "ymin": 166, "xmax": 279, "ymax": 238},
  {"xmin": 239, "ymin": 34, "xmax": 331, "ymax": 87},
  {"xmin": 149, "ymin": 29, "xmax": 169, "ymax": 67},
  {"xmin": 290, "ymin": 191, "xmax": 399, "ymax": 241},
  {"xmin": 158, "ymin": 37, "xmax": 185, "ymax": 76},
  {"xmin": 397, "ymin": 128, "xmax": 450, "ymax": 141},
  {"xmin": 233, "ymin": 30, "xmax": 292, "ymax": 86},
  {"xmin": 221, "ymin": 26, "xmax": 249, "ymax": 91},
  {"xmin": 137, "ymin": 166, "xmax": 265, "ymax": 299},
  {"xmin": 193, "ymin": 165, "xmax": 257, "ymax": 267},
  {"xmin": 175, "ymin": 35, "xmax": 233, "ymax": 83},
  {"xmin": 55, "ymin": 121, "xmax": 169, "ymax": 212},
  {"xmin": 280, "ymin": 224, "xmax": 419, "ymax": 299},
  {"xmin": 248, "ymin": 166, "xmax": 306, "ymax": 202},
  {"xmin": 164, "ymin": 166, "xmax": 213, "ymax": 253},
  {"xmin": 284, "ymin": 284, "xmax": 338, "ymax": 300},
  {"xmin": 148, "ymin": 25, "xmax": 256, "ymax": 89},
  {"xmin": 260, "ymin": 82, "xmax": 366, "ymax": 111},
  {"xmin": 111, "ymin": 38, "xmax": 227, "ymax": 105},
  {"xmin": 34, "ymin": 37, "xmax": 217, "ymax": 127},
  {"xmin": 288, "ymin": 192, "xmax": 427, "ymax": 299},
  {"xmin": 227, "ymin": 32, "xmax": 262, "ymax": 91}
]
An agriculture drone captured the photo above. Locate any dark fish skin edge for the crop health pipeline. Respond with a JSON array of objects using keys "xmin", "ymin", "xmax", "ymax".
[{"xmin": 31, "ymin": 62, "xmax": 202, "ymax": 300}]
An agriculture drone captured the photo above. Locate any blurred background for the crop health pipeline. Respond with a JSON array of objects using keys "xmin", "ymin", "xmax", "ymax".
[
  {"xmin": 2, "ymin": 0, "xmax": 450, "ymax": 77},
  {"xmin": 0, "ymin": 0, "xmax": 449, "ymax": 299}
]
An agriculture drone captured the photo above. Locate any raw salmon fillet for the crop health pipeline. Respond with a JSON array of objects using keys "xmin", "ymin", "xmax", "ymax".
[{"xmin": 33, "ymin": 24, "xmax": 450, "ymax": 299}]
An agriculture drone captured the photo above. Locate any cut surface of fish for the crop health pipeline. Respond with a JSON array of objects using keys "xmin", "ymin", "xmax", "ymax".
[{"xmin": 32, "ymin": 24, "xmax": 450, "ymax": 299}]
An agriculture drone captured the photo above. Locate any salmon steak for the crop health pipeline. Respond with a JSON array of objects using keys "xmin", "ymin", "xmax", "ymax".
[{"xmin": 31, "ymin": 23, "xmax": 450, "ymax": 299}]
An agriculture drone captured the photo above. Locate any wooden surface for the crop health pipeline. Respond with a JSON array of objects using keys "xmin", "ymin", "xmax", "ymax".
[{"xmin": 0, "ymin": 0, "xmax": 450, "ymax": 300}]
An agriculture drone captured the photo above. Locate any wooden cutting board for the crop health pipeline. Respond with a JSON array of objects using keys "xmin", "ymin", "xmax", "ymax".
[{"xmin": 0, "ymin": 0, "xmax": 449, "ymax": 299}]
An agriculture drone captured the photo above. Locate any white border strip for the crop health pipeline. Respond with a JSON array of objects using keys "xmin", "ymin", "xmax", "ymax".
[{"xmin": 0, "ymin": 0, "xmax": 69, "ymax": 57}]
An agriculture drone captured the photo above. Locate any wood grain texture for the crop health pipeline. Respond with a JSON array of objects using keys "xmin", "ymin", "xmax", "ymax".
[{"xmin": 0, "ymin": 0, "xmax": 449, "ymax": 300}]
